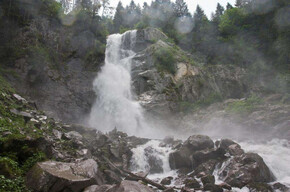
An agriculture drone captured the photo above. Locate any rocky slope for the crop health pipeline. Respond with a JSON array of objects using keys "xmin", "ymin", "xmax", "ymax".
[{"xmin": 1, "ymin": 77, "xmax": 289, "ymax": 192}]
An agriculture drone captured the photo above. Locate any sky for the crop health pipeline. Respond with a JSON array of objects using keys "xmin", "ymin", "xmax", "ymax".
[{"xmin": 109, "ymin": 0, "xmax": 236, "ymax": 18}]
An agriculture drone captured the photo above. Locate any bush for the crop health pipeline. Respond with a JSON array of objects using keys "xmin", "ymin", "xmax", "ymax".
[
  {"xmin": 154, "ymin": 47, "xmax": 176, "ymax": 74},
  {"xmin": 0, "ymin": 175, "xmax": 30, "ymax": 192}
]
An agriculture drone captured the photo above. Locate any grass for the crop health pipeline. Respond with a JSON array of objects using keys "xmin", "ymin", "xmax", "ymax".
[
  {"xmin": 225, "ymin": 95, "xmax": 262, "ymax": 115},
  {"xmin": 179, "ymin": 92, "xmax": 223, "ymax": 113}
]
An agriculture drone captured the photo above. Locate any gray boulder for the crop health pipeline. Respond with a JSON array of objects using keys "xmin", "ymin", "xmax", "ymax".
[
  {"xmin": 26, "ymin": 159, "xmax": 104, "ymax": 192},
  {"xmin": 217, "ymin": 139, "xmax": 244, "ymax": 156},
  {"xmin": 169, "ymin": 135, "xmax": 215, "ymax": 171},
  {"xmin": 218, "ymin": 153, "xmax": 275, "ymax": 188},
  {"xmin": 183, "ymin": 135, "xmax": 214, "ymax": 151}
]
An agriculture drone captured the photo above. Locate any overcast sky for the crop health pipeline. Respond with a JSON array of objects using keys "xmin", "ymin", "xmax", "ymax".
[{"xmin": 109, "ymin": 0, "xmax": 236, "ymax": 18}]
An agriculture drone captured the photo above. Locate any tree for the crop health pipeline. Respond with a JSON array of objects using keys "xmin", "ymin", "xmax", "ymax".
[
  {"xmin": 193, "ymin": 5, "xmax": 207, "ymax": 30},
  {"xmin": 226, "ymin": 3, "xmax": 233, "ymax": 10},
  {"xmin": 174, "ymin": 0, "xmax": 190, "ymax": 17},
  {"xmin": 100, "ymin": 0, "xmax": 112, "ymax": 17},
  {"xmin": 212, "ymin": 3, "xmax": 224, "ymax": 24},
  {"xmin": 113, "ymin": 1, "xmax": 124, "ymax": 32}
]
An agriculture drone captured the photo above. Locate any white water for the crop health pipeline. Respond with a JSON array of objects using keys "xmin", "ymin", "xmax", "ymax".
[
  {"xmin": 88, "ymin": 31, "xmax": 149, "ymax": 135},
  {"xmin": 88, "ymin": 31, "xmax": 290, "ymax": 190},
  {"xmin": 130, "ymin": 140, "xmax": 174, "ymax": 174},
  {"xmin": 240, "ymin": 139, "xmax": 290, "ymax": 187}
]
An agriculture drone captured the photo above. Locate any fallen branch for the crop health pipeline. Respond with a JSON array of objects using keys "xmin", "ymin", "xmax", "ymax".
[{"xmin": 102, "ymin": 157, "xmax": 168, "ymax": 190}]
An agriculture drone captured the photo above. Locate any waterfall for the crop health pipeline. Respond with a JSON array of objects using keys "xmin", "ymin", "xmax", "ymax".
[{"xmin": 88, "ymin": 30, "xmax": 148, "ymax": 135}]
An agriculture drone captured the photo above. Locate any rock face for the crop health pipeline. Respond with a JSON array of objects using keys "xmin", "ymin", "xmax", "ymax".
[
  {"xmin": 217, "ymin": 153, "xmax": 275, "ymax": 188},
  {"xmin": 128, "ymin": 28, "xmax": 247, "ymax": 125},
  {"xmin": 26, "ymin": 159, "xmax": 104, "ymax": 192}
]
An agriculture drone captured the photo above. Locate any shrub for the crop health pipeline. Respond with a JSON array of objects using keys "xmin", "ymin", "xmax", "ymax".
[
  {"xmin": 0, "ymin": 175, "xmax": 30, "ymax": 192},
  {"xmin": 154, "ymin": 47, "xmax": 176, "ymax": 74}
]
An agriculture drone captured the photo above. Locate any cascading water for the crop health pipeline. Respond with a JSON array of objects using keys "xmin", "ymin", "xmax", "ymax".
[
  {"xmin": 88, "ymin": 30, "xmax": 148, "ymax": 135},
  {"xmin": 88, "ymin": 30, "xmax": 290, "ymax": 190}
]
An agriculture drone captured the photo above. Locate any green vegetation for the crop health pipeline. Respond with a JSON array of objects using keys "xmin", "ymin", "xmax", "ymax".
[
  {"xmin": 0, "ymin": 76, "xmax": 49, "ymax": 192},
  {"xmin": 179, "ymin": 92, "xmax": 223, "ymax": 113},
  {"xmin": 226, "ymin": 95, "xmax": 262, "ymax": 115},
  {"xmin": 0, "ymin": 175, "xmax": 30, "ymax": 192},
  {"xmin": 154, "ymin": 47, "xmax": 177, "ymax": 74}
]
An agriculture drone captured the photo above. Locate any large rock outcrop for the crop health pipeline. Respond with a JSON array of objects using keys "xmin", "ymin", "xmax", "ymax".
[{"xmin": 26, "ymin": 159, "xmax": 104, "ymax": 192}]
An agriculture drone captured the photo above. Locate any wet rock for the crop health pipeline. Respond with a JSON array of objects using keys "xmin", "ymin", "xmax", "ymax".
[
  {"xmin": 218, "ymin": 183, "xmax": 232, "ymax": 190},
  {"xmin": 106, "ymin": 180, "xmax": 154, "ymax": 192},
  {"xmin": 104, "ymin": 170, "xmax": 122, "ymax": 183},
  {"xmin": 192, "ymin": 159, "xmax": 218, "ymax": 177},
  {"xmin": 201, "ymin": 175, "xmax": 215, "ymax": 186},
  {"xmin": 183, "ymin": 135, "xmax": 214, "ymax": 151},
  {"xmin": 247, "ymin": 182, "xmax": 273, "ymax": 192},
  {"xmin": 161, "ymin": 176, "xmax": 173, "ymax": 185},
  {"xmin": 227, "ymin": 144, "xmax": 244, "ymax": 156},
  {"xmin": 144, "ymin": 146, "xmax": 163, "ymax": 174},
  {"xmin": 191, "ymin": 148, "xmax": 226, "ymax": 166},
  {"xmin": 169, "ymin": 150, "xmax": 192, "ymax": 171},
  {"xmin": 26, "ymin": 159, "xmax": 104, "ymax": 192},
  {"xmin": 184, "ymin": 178, "xmax": 200, "ymax": 189},
  {"xmin": 164, "ymin": 188, "xmax": 176, "ymax": 192},
  {"xmin": 272, "ymin": 182, "xmax": 289, "ymax": 192},
  {"xmin": 64, "ymin": 131, "xmax": 83, "ymax": 141},
  {"xmin": 203, "ymin": 183, "xmax": 223, "ymax": 192},
  {"xmin": 217, "ymin": 139, "xmax": 244, "ymax": 156},
  {"xmin": 218, "ymin": 153, "xmax": 275, "ymax": 188},
  {"xmin": 169, "ymin": 135, "xmax": 215, "ymax": 171},
  {"xmin": 180, "ymin": 187, "xmax": 194, "ymax": 192},
  {"xmin": 83, "ymin": 185, "xmax": 113, "ymax": 192}
]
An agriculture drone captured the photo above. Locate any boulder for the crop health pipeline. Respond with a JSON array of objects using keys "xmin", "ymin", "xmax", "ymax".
[
  {"xmin": 184, "ymin": 178, "xmax": 201, "ymax": 189},
  {"xmin": 201, "ymin": 175, "xmax": 215, "ymax": 186},
  {"xmin": 203, "ymin": 183, "xmax": 223, "ymax": 192},
  {"xmin": 169, "ymin": 135, "xmax": 215, "ymax": 171},
  {"xmin": 217, "ymin": 139, "xmax": 244, "ymax": 156},
  {"xmin": 272, "ymin": 182, "xmax": 289, "ymax": 192},
  {"xmin": 106, "ymin": 180, "xmax": 154, "ymax": 192},
  {"xmin": 164, "ymin": 188, "xmax": 176, "ymax": 192},
  {"xmin": 247, "ymin": 182, "xmax": 273, "ymax": 192},
  {"xmin": 161, "ymin": 176, "xmax": 173, "ymax": 185},
  {"xmin": 192, "ymin": 159, "xmax": 218, "ymax": 177},
  {"xmin": 26, "ymin": 159, "xmax": 104, "ymax": 192},
  {"xmin": 218, "ymin": 153, "xmax": 275, "ymax": 188},
  {"xmin": 191, "ymin": 148, "xmax": 226, "ymax": 166},
  {"xmin": 218, "ymin": 183, "xmax": 232, "ymax": 190},
  {"xmin": 83, "ymin": 185, "xmax": 113, "ymax": 192},
  {"xmin": 183, "ymin": 135, "xmax": 214, "ymax": 151},
  {"xmin": 104, "ymin": 170, "xmax": 122, "ymax": 183}
]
